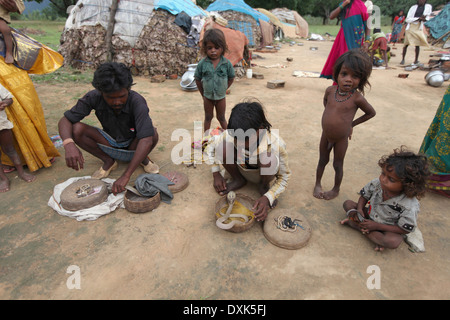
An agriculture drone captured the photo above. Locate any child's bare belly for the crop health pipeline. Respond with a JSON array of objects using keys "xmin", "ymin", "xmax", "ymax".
[{"xmin": 321, "ymin": 114, "xmax": 353, "ymax": 142}]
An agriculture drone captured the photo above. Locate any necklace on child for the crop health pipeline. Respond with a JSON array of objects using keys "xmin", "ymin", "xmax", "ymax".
[{"xmin": 335, "ymin": 86, "xmax": 355, "ymax": 102}]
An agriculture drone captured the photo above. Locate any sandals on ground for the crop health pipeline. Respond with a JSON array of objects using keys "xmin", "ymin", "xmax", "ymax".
[
  {"xmin": 91, "ymin": 161, "xmax": 118, "ymax": 179},
  {"xmin": 140, "ymin": 157, "xmax": 159, "ymax": 174}
]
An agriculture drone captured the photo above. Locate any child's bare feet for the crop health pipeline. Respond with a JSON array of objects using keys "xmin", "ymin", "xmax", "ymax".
[
  {"xmin": 18, "ymin": 171, "xmax": 36, "ymax": 183},
  {"xmin": 340, "ymin": 218, "xmax": 349, "ymax": 225},
  {"xmin": 322, "ymin": 188, "xmax": 339, "ymax": 200},
  {"xmin": 374, "ymin": 245, "xmax": 385, "ymax": 252},
  {"xmin": 5, "ymin": 53, "xmax": 14, "ymax": 64},
  {"xmin": 313, "ymin": 185, "xmax": 324, "ymax": 199},
  {"xmin": 0, "ymin": 177, "xmax": 10, "ymax": 192}
]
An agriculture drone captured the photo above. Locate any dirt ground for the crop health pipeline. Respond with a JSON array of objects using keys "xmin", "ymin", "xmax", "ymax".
[{"xmin": 0, "ymin": 38, "xmax": 449, "ymax": 301}]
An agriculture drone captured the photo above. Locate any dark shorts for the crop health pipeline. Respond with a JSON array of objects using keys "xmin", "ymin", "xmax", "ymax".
[{"xmin": 96, "ymin": 128, "xmax": 135, "ymax": 162}]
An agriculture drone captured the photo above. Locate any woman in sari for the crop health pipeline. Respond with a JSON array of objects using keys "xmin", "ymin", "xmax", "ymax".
[
  {"xmin": 0, "ymin": 27, "xmax": 63, "ymax": 172},
  {"xmin": 419, "ymin": 85, "xmax": 450, "ymax": 198},
  {"xmin": 390, "ymin": 10, "xmax": 405, "ymax": 47},
  {"xmin": 320, "ymin": 0, "xmax": 370, "ymax": 79}
]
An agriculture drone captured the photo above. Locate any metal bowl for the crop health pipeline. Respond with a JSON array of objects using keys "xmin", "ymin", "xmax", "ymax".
[
  {"xmin": 425, "ymin": 70, "xmax": 444, "ymax": 87},
  {"xmin": 180, "ymin": 64, "xmax": 198, "ymax": 88}
]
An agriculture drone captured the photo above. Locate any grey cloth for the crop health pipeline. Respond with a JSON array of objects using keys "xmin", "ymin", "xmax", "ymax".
[
  {"xmin": 359, "ymin": 178, "xmax": 420, "ymax": 232},
  {"xmin": 135, "ymin": 173, "xmax": 174, "ymax": 204}
]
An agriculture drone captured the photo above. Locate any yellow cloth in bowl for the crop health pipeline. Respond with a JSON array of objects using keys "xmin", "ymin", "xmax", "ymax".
[{"xmin": 216, "ymin": 201, "xmax": 254, "ymax": 223}]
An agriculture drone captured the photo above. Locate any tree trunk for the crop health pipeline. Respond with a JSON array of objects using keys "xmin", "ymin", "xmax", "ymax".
[
  {"xmin": 105, "ymin": 0, "xmax": 119, "ymax": 62},
  {"xmin": 322, "ymin": 5, "xmax": 330, "ymax": 25}
]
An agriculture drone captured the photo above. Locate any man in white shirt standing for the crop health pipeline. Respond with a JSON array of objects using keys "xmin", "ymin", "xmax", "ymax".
[{"xmin": 400, "ymin": 0, "xmax": 432, "ymax": 65}]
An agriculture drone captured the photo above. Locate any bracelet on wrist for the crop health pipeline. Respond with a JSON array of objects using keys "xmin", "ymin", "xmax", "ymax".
[{"xmin": 63, "ymin": 138, "xmax": 74, "ymax": 146}]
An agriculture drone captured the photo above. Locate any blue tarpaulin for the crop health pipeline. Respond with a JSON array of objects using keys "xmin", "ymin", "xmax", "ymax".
[
  {"xmin": 206, "ymin": 0, "xmax": 270, "ymax": 25},
  {"xmin": 155, "ymin": 0, "xmax": 207, "ymax": 17},
  {"xmin": 425, "ymin": 3, "xmax": 450, "ymax": 42},
  {"xmin": 227, "ymin": 20, "xmax": 254, "ymax": 45}
]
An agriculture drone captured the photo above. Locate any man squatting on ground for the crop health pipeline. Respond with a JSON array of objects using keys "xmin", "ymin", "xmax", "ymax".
[{"xmin": 58, "ymin": 62, "xmax": 159, "ymax": 195}]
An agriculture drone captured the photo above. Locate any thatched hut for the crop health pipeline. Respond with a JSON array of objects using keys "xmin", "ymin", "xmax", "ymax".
[
  {"xmin": 205, "ymin": 0, "xmax": 271, "ymax": 48},
  {"xmin": 59, "ymin": 0, "xmax": 207, "ymax": 76},
  {"xmin": 270, "ymin": 8, "xmax": 309, "ymax": 39}
]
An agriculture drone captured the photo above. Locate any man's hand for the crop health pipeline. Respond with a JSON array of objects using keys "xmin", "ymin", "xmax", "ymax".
[
  {"xmin": 64, "ymin": 143, "xmax": 84, "ymax": 171},
  {"xmin": 252, "ymin": 195, "xmax": 271, "ymax": 221},
  {"xmin": 112, "ymin": 175, "xmax": 130, "ymax": 195}
]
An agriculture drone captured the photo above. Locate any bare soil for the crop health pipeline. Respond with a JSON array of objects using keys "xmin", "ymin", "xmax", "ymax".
[{"xmin": 0, "ymin": 39, "xmax": 449, "ymax": 300}]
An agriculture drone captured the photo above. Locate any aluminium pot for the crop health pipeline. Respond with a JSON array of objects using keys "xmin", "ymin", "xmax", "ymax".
[{"xmin": 425, "ymin": 70, "xmax": 444, "ymax": 87}]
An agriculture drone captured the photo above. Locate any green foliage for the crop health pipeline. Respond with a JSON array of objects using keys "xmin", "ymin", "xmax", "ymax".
[
  {"xmin": 198, "ymin": 0, "xmax": 449, "ymax": 25},
  {"xmin": 10, "ymin": 20, "xmax": 64, "ymax": 50},
  {"xmin": 25, "ymin": 0, "xmax": 78, "ymax": 17},
  {"xmin": 196, "ymin": 0, "xmax": 214, "ymax": 8},
  {"xmin": 30, "ymin": 67, "xmax": 94, "ymax": 84},
  {"xmin": 373, "ymin": 0, "xmax": 448, "ymax": 16},
  {"xmin": 22, "ymin": 0, "xmax": 450, "ymax": 22}
]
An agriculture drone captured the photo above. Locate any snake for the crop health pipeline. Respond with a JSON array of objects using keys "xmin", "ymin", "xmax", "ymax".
[{"xmin": 215, "ymin": 191, "xmax": 250, "ymax": 230}]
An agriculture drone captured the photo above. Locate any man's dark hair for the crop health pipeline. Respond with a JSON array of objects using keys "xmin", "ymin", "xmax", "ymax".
[{"xmin": 92, "ymin": 62, "xmax": 133, "ymax": 93}]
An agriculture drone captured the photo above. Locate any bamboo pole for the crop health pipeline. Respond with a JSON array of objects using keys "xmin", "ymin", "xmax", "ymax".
[{"xmin": 105, "ymin": 0, "xmax": 119, "ymax": 62}]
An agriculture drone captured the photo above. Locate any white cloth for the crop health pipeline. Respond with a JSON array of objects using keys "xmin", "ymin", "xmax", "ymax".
[
  {"xmin": 405, "ymin": 4, "xmax": 432, "ymax": 30},
  {"xmin": 404, "ymin": 227, "xmax": 425, "ymax": 252},
  {"xmin": 48, "ymin": 176, "xmax": 125, "ymax": 221},
  {"xmin": 0, "ymin": 83, "xmax": 13, "ymax": 130}
]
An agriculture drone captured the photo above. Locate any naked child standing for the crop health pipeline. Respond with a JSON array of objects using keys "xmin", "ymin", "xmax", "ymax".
[{"xmin": 314, "ymin": 49, "xmax": 376, "ymax": 200}]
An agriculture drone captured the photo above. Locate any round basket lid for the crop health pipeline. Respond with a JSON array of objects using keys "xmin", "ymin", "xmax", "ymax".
[
  {"xmin": 161, "ymin": 171, "xmax": 189, "ymax": 193},
  {"xmin": 263, "ymin": 209, "xmax": 311, "ymax": 249},
  {"xmin": 60, "ymin": 179, "xmax": 108, "ymax": 211}
]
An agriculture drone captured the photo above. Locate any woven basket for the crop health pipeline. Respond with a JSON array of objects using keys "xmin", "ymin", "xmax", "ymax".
[
  {"xmin": 214, "ymin": 193, "xmax": 256, "ymax": 233},
  {"xmin": 124, "ymin": 190, "xmax": 160, "ymax": 213}
]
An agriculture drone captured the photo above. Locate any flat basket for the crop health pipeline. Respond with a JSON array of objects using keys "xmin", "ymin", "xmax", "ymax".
[
  {"xmin": 161, "ymin": 171, "xmax": 189, "ymax": 193},
  {"xmin": 60, "ymin": 178, "xmax": 108, "ymax": 211}
]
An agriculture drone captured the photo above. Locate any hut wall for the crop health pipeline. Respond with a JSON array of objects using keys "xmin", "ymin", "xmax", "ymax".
[
  {"xmin": 218, "ymin": 11, "xmax": 261, "ymax": 48},
  {"xmin": 59, "ymin": 10, "xmax": 199, "ymax": 76}
]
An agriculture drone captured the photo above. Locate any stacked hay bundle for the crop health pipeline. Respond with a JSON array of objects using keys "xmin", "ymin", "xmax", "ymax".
[{"xmin": 59, "ymin": 10, "xmax": 199, "ymax": 76}]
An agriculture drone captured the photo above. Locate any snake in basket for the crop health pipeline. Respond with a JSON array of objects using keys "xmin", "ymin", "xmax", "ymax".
[{"xmin": 216, "ymin": 191, "xmax": 252, "ymax": 230}]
